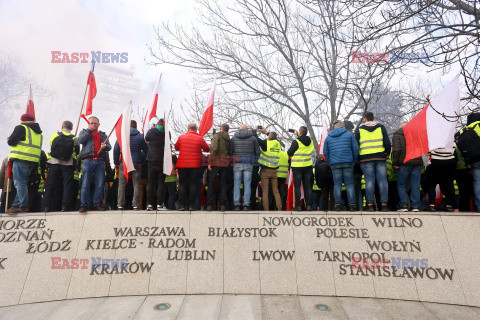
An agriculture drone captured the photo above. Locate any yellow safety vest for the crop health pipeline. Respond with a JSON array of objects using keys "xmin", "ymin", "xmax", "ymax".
[
  {"xmin": 165, "ymin": 166, "xmax": 178, "ymax": 183},
  {"xmin": 9, "ymin": 125, "xmax": 43, "ymax": 163},
  {"xmin": 312, "ymin": 168, "xmax": 320, "ymax": 191},
  {"xmin": 291, "ymin": 139, "xmax": 314, "ymax": 167},
  {"xmin": 258, "ymin": 140, "xmax": 281, "ymax": 168},
  {"xmin": 277, "ymin": 151, "xmax": 289, "ymax": 179},
  {"xmin": 37, "ymin": 165, "xmax": 44, "ymax": 193},
  {"xmin": 358, "ymin": 127, "xmax": 385, "ymax": 156}
]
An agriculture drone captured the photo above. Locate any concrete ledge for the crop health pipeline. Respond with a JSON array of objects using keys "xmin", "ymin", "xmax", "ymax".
[
  {"xmin": 0, "ymin": 211, "xmax": 479, "ymax": 308},
  {"xmin": 0, "ymin": 294, "xmax": 479, "ymax": 320}
]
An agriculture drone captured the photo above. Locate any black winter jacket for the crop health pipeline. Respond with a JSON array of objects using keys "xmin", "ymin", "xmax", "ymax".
[
  {"xmin": 145, "ymin": 127, "xmax": 165, "ymax": 162},
  {"xmin": 229, "ymin": 129, "xmax": 260, "ymax": 164}
]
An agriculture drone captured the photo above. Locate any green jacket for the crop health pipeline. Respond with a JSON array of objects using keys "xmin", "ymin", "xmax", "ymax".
[{"xmin": 209, "ymin": 131, "xmax": 230, "ymax": 166}]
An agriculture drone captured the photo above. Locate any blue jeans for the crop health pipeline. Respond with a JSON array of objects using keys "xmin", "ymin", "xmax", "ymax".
[
  {"xmin": 81, "ymin": 159, "xmax": 105, "ymax": 207},
  {"xmin": 233, "ymin": 164, "xmax": 253, "ymax": 206},
  {"xmin": 472, "ymin": 160, "xmax": 480, "ymax": 209},
  {"xmin": 331, "ymin": 163, "xmax": 356, "ymax": 206},
  {"xmin": 360, "ymin": 160, "xmax": 388, "ymax": 205},
  {"xmin": 397, "ymin": 165, "xmax": 421, "ymax": 208},
  {"xmin": 312, "ymin": 190, "xmax": 322, "ymax": 210},
  {"xmin": 12, "ymin": 161, "xmax": 36, "ymax": 208}
]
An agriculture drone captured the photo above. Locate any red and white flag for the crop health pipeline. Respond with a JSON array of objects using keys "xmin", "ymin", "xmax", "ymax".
[
  {"xmin": 199, "ymin": 78, "xmax": 216, "ymax": 137},
  {"xmin": 26, "ymin": 84, "xmax": 35, "ymax": 120},
  {"xmin": 143, "ymin": 73, "xmax": 162, "ymax": 135},
  {"xmin": 85, "ymin": 68, "xmax": 97, "ymax": 116},
  {"xmin": 319, "ymin": 118, "xmax": 329, "ymax": 158},
  {"xmin": 404, "ymin": 74, "xmax": 460, "ymax": 163},
  {"xmin": 163, "ymin": 112, "xmax": 174, "ymax": 176},
  {"xmin": 286, "ymin": 169, "xmax": 294, "ymax": 210},
  {"xmin": 115, "ymin": 101, "xmax": 134, "ymax": 180}
]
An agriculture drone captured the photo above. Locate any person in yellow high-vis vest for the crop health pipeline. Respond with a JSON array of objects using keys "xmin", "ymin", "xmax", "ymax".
[
  {"xmin": 456, "ymin": 112, "xmax": 480, "ymax": 212},
  {"xmin": 6, "ymin": 113, "xmax": 43, "ymax": 214},
  {"xmin": 255, "ymin": 126, "xmax": 282, "ymax": 211},
  {"xmin": 287, "ymin": 126, "xmax": 315, "ymax": 211},
  {"xmin": 354, "ymin": 112, "xmax": 391, "ymax": 212},
  {"xmin": 43, "ymin": 120, "xmax": 80, "ymax": 212}
]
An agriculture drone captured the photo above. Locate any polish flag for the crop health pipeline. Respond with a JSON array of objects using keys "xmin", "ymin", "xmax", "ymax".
[
  {"xmin": 199, "ymin": 78, "xmax": 216, "ymax": 137},
  {"xmin": 115, "ymin": 101, "xmax": 135, "ymax": 180},
  {"xmin": 404, "ymin": 74, "xmax": 460, "ymax": 163},
  {"xmin": 163, "ymin": 112, "xmax": 174, "ymax": 176},
  {"xmin": 26, "ymin": 84, "xmax": 35, "ymax": 120},
  {"xmin": 85, "ymin": 68, "xmax": 97, "ymax": 116},
  {"xmin": 319, "ymin": 118, "xmax": 329, "ymax": 159},
  {"xmin": 286, "ymin": 169, "xmax": 294, "ymax": 210},
  {"xmin": 143, "ymin": 73, "xmax": 162, "ymax": 135}
]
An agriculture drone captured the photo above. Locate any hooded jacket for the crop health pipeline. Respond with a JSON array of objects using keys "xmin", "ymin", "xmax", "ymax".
[
  {"xmin": 354, "ymin": 121, "xmax": 391, "ymax": 162},
  {"xmin": 287, "ymin": 135, "xmax": 313, "ymax": 157},
  {"xmin": 209, "ymin": 131, "xmax": 230, "ymax": 166},
  {"xmin": 391, "ymin": 128, "xmax": 423, "ymax": 167},
  {"xmin": 229, "ymin": 129, "xmax": 260, "ymax": 164},
  {"xmin": 7, "ymin": 122, "xmax": 43, "ymax": 164},
  {"xmin": 175, "ymin": 131, "xmax": 210, "ymax": 168},
  {"xmin": 145, "ymin": 126, "xmax": 165, "ymax": 162},
  {"xmin": 323, "ymin": 128, "xmax": 359, "ymax": 165},
  {"xmin": 113, "ymin": 128, "xmax": 148, "ymax": 165}
]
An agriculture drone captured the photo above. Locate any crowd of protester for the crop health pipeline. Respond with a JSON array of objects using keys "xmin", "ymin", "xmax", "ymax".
[{"xmin": 2, "ymin": 111, "xmax": 480, "ymax": 215}]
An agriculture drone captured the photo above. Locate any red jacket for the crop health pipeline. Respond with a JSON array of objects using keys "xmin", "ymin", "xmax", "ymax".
[{"xmin": 175, "ymin": 131, "xmax": 210, "ymax": 168}]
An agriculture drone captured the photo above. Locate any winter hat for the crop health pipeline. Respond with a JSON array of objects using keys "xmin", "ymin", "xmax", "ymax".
[
  {"xmin": 466, "ymin": 113, "xmax": 480, "ymax": 125},
  {"xmin": 20, "ymin": 113, "xmax": 35, "ymax": 122}
]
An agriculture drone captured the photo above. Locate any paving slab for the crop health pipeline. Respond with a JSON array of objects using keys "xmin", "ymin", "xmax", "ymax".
[
  {"xmin": 261, "ymin": 295, "xmax": 304, "ymax": 320},
  {"xmin": 219, "ymin": 295, "xmax": 262, "ymax": 320},
  {"xmin": 176, "ymin": 295, "xmax": 223, "ymax": 320},
  {"xmin": 133, "ymin": 295, "xmax": 185, "ymax": 320},
  {"xmin": 298, "ymin": 296, "xmax": 349, "ymax": 320}
]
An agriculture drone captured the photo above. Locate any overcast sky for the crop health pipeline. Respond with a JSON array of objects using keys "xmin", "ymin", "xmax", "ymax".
[
  {"xmin": 0, "ymin": 0, "xmax": 463, "ymax": 159},
  {"xmin": 0, "ymin": 0, "xmax": 197, "ymax": 158}
]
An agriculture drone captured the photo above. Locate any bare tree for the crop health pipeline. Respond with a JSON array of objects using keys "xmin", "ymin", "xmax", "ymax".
[
  {"xmin": 147, "ymin": 0, "xmax": 396, "ymax": 149},
  {"xmin": 337, "ymin": 0, "xmax": 480, "ymax": 105}
]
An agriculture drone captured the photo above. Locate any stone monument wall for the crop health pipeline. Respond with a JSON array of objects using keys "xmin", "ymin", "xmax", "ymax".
[{"xmin": 0, "ymin": 211, "xmax": 478, "ymax": 307}]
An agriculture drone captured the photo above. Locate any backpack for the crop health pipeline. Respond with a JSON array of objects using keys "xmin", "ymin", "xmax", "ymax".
[
  {"xmin": 455, "ymin": 123, "xmax": 480, "ymax": 162},
  {"xmin": 50, "ymin": 132, "xmax": 75, "ymax": 161},
  {"xmin": 315, "ymin": 161, "xmax": 333, "ymax": 188}
]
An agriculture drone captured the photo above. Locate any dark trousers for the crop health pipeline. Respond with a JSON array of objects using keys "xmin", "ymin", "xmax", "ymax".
[
  {"xmin": 165, "ymin": 182, "xmax": 177, "ymax": 210},
  {"xmin": 207, "ymin": 166, "xmax": 228, "ymax": 207},
  {"xmin": 292, "ymin": 167, "xmax": 313, "ymax": 207},
  {"xmin": 321, "ymin": 185, "xmax": 334, "ymax": 211},
  {"xmin": 278, "ymin": 178, "xmax": 287, "ymax": 210},
  {"xmin": 425, "ymin": 159, "xmax": 457, "ymax": 208},
  {"xmin": 147, "ymin": 161, "xmax": 166, "ymax": 206},
  {"xmin": 44, "ymin": 164, "xmax": 75, "ymax": 210},
  {"xmin": 177, "ymin": 168, "xmax": 201, "ymax": 209},
  {"xmin": 455, "ymin": 169, "xmax": 474, "ymax": 212}
]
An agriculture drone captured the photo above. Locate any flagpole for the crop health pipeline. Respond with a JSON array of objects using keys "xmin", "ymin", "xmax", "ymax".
[
  {"xmin": 96, "ymin": 125, "xmax": 116, "ymax": 156},
  {"xmin": 5, "ymin": 178, "xmax": 10, "ymax": 211},
  {"xmin": 75, "ymin": 61, "xmax": 94, "ymax": 136},
  {"xmin": 96, "ymin": 101, "xmax": 131, "ymax": 155}
]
